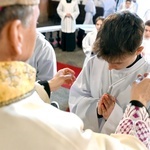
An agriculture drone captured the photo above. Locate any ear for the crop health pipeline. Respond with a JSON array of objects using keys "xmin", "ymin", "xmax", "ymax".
[
  {"xmin": 135, "ymin": 46, "xmax": 144, "ymax": 55},
  {"xmin": 9, "ymin": 20, "xmax": 23, "ymax": 55}
]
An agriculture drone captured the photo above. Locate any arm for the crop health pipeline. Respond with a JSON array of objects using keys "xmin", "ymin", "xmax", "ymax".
[
  {"xmin": 35, "ymin": 35, "xmax": 57, "ymax": 81},
  {"xmin": 69, "ymin": 61, "xmax": 102, "ymax": 132},
  {"xmin": 82, "ymin": 31, "xmax": 97, "ymax": 57},
  {"xmin": 85, "ymin": 0, "xmax": 96, "ymax": 16},
  {"xmin": 27, "ymin": 32, "xmax": 57, "ymax": 81},
  {"xmin": 57, "ymin": 0, "xmax": 66, "ymax": 19},
  {"xmin": 115, "ymin": 101, "xmax": 150, "ymax": 149},
  {"xmin": 48, "ymin": 68, "xmax": 75, "ymax": 92},
  {"xmin": 97, "ymin": 94, "xmax": 124, "ymax": 134},
  {"xmin": 82, "ymin": 32, "xmax": 93, "ymax": 57},
  {"xmin": 117, "ymin": 3, "xmax": 123, "ymax": 12},
  {"xmin": 71, "ymin": 2, "xmax": 80, "ymax": 20},
  {"xmin": 37, "ymin": 68, "xmax": 75, "ymax": 98},
  {"xmin": 115, "ymin": 74, "xmax": 150, "ymax": 149},
  {"xmin": 144, "ymin": 9, "xmax": 150, "ymax": 22}
]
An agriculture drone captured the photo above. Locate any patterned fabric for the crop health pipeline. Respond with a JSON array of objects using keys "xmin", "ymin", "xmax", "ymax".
[
  {"xmin": 0, "ymin": 61, "xmax": 36, "ymax": 106},
  {"xmin": 115, "ymin": 103, "xmax": 150, "ymax": 149}
]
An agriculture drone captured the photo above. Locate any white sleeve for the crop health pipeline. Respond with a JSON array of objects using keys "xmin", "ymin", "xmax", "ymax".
[
  {"xmin": 69, "ymin": 64, "xmax": 100, "ymax": 132},
  {"xmin": 82, "ymin": 32, "xmax": 93, "ymax": 57},
  {"xmin": 57, "ymin": 0, "xmax": 66, "ymax": 19},
  {"xmin": 100, "ymin": 103, "xmax": 123, "ymax": 134},
  {"xmin": 144, "ymin": 9, "xmax": 150, "ymax": 22},
  {"xmin": 35, "ymin": 42, "xmax": 57, "ymax": 81},
  {"xmin": 71, "ymin": 2, "xmax": 80, "ymax": 20},
  {"xmin": 34, "ymin": 82, "xmax": 50, "ymax": 104},
  {"xmin": 85, "ymin": 0, "xmax": 96, "ymax": 15},
  {"xmin": 28, "ymin": 34, "xmax": 57, "ymax": 81}
]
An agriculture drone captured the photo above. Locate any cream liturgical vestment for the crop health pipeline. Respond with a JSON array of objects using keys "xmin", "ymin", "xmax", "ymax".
[
  {"xmin": 0, "ymin": 61, "xmax": 147, "ymax": 150},
  {"xmin": 57, "ymin": 0, "xmax": 79, "ymax": 33}
]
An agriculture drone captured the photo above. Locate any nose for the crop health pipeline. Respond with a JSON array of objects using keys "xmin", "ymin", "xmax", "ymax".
[{"xmin": 108, "ymin": 64, "xmax": 116, "ymax": 70}]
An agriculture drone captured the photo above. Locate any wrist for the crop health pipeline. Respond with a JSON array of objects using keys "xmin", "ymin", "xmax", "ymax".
[
  {"xmin": 48, "ymin": 80, "xmax": 55, "ymax": 92},
  {"xmin": 130, "ymin": 100, "xmax": 145, "ymax": 107},
  {"xmin": 38, "ymin": 80, "xmax": 51, "ymax": 98},
  {"xmin": 97, "ymin": 107, "xmax": 103, "ymax": 118}
]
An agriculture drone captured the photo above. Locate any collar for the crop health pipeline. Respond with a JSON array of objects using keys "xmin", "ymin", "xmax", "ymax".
[
  {"xmin": 126, "ymin": 55, "xmax": 142, "ymax": 68},
  {"xmin": 0, "ymin": 61, "xmax": 36, "ymax": 107}
]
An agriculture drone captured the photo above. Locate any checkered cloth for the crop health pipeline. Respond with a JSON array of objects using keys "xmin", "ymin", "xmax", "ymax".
[{"xmin": 115, "ymin": 104, "xmax": 150, "ymax": 149}]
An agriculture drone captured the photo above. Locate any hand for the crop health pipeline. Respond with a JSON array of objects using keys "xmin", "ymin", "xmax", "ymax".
[
  {"xmin": 65, "ymin": 13, "xmax": 71, "ymax": 17},
  {"xmin": 98, "ymin": 94, "xmax": 116, "ymax": 120},
  {"xmin": 131, "ymin": 73, "xmax": 150, "ymax": 106},
  {"xmin": 48, "ymin": 68, "xmax": 76, "ymax": 91}
]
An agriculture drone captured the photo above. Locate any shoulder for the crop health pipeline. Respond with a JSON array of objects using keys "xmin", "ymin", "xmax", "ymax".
[
  {"xmin": 86, "ymin": 30, "xmax": 96, "ymax": 37},
  {"xmin": 86, "ymin": 56, "xmax": 106, "ymax": 68},
  {"xmin": 35, "ymin": 32, "xmax": 54, "ymax": 53}
]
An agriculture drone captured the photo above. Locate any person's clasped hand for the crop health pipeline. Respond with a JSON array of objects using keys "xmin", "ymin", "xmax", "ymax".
[
  {"xmin": 49, "ymin": 68, "xmax": 76, "ymax": 91},
  {"xmin": 97, "ymin": 93, "xmax": 116, "ymax": 120},
  {"xmin": 65, "ymin": 13, "xmax": 71, "ymax": 17}
]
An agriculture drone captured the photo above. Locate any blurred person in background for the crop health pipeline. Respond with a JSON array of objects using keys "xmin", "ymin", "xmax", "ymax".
[
  {"xmin": 27, "ymin": 31, "xmax": 57, "ymax": 81},
  {"xmin": 57, "ymin": 0, "xmax": 79, "ymax": 51},
  {"xmin": 118, "ymin": 0, "xmax": 137, "ymax": 13},
  {"xmin": 141, "ymin": 20, "xmax": 150, "ymax": 63},
  {"xmin": 82, "ymin": 16, "xmax": 104, "ymax": 67},
  {"xmin": 83, "ymin": 0, "xmax": 96, "ymax": 24},
  {"xmin": 103, "ymin": 0, "xmax": 116, "ymax": 17},
  {"xmin": 144, "ymin": 9, "xmax": 150, "ymax": 22}
]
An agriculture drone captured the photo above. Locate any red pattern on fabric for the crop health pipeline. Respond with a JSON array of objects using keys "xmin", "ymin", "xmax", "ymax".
[{"xmin": 115, "ymin": 104, "xmax": 150, "ymax": 149}]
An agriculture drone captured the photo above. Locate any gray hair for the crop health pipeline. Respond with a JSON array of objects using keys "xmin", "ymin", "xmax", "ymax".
[{"xmin": 0, "ymin": 4, "xmax": 34, "ymax": 33}]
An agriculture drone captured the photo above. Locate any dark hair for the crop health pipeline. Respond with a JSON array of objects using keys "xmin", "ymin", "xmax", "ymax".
[
  {"xmin": 94, "ymin": 11, "xmax": 144, "ymax": 62},
  {"xmin": 145, "ymin": 20, "xmax": 150, "ymax": 26},
  {"xmin": 126, "ymin": 0, "xmax": 131, "ymax": 2},
  {"xmin": 0, "ymin": 5, "xmax": 33, "ymax": 33}
]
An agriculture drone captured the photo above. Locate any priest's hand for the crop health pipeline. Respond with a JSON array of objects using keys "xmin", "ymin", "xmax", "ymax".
[
  {"xmin": 48, "ymin": 68, "xmax": 76, "ymax": 92},
  {"xmin": 131, "ymin": 73, "xmax": 150, "ymax": 106}
]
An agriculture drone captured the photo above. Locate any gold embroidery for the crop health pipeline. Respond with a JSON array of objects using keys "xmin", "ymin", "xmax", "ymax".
[{"xmin": 0, "ymin": 61, "xmax": 36, "ymax": 106}]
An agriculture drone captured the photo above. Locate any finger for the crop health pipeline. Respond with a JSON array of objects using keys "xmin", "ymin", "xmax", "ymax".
[
  {"xmin": 131, "ymin": 74, "xmax": 150, "ymax": 105},
  {"xmin": 137, "ymin": 74, "xmax": 143, "ymax": 78},
  {"xmin": 63, "ymin": 68, "xmax": 75, "ymax": 75},
  {"xmin": 102, "ymin": 95, "xmax": 110, "ymax": 108},
  {"xmin": 98, "ymin": 99, "xmax": 103, "ymax": 107},
  {"xmin": 107, "ymin": 94, "xmax": 116, "ymax": 102},
  {"xmin": 101, "ymin": 104, "xmax": 106, "ymax": 113},
  {"xmin": 133, "ymin": 73, "xmax": 150, "ymax": 86},
  {"xmin": 105, "ymin": 94, "xmax": 114, "ymax": 103},
  {"xmin": 97, "ymin": 109, "xmax": 102, "ymax": 115},
  {"xmin": 143, "ymin": 72, "xmax": 150, "ymax": 77},
  {"xmin": 63, "ymin": 74, "xmax": 75, "ymax": 80},
  {"xmin": 135, "ymin": 75, "xmax": 143, "ymax": 83},
  {"xmin": 97, "ymin": 100, "xmax": 103, "ymax": 115},
  {"xmin": 142, "ymin": 76, "xmax": 150, "ymax": 84},
  {"xmin": 101, "ymin": 94, "xmax": 108, "ymax": 102},
  {"xmin": 64, "ymin": 75, "xmax": 76, "ymax": 85},
  {"xmin": 97, "ymin": 106, "xmax": 102, "ymax": 115},
  {"xmin": 103, "ymin": 99, "xmax": 114, "ymax": 110}
]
